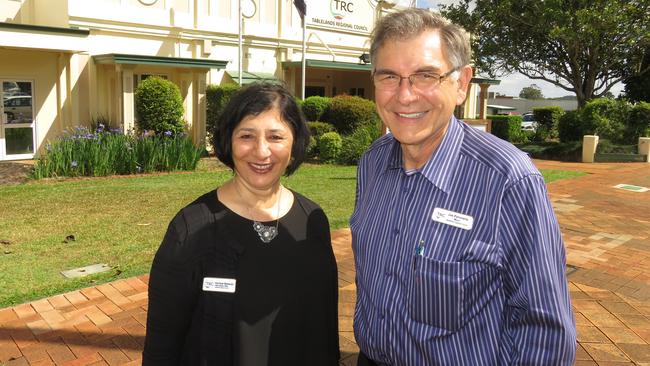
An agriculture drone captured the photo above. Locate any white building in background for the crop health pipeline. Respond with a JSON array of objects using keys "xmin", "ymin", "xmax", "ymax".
[{"xmin": 0, "ymin": 0, "xmax": 496, "ymax": 161}]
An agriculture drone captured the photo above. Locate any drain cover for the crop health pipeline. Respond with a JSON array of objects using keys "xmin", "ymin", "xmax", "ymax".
[
  {"xmin": 61, "ymin": 263, "xmax": 111, "ymax": 278},
  {"xmin": 613, "ymin": 184, "xmax": 649, "ymax": 192}
]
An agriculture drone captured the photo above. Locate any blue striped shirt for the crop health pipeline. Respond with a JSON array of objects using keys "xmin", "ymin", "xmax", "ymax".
[{"xmin": 351, "ymin": 117, "xmax": 576, "ymax": 365}]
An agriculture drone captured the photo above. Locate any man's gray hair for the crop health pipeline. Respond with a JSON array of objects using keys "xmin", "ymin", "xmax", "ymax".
[{"xmin": 370, "ymin": 8, "xmax": 471, "ymax": 70}]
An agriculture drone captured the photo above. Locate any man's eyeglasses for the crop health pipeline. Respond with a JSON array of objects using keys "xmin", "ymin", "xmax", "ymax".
[{"xmin": 372, "ymin": 69, "xmax": 459, "ymax": 91}]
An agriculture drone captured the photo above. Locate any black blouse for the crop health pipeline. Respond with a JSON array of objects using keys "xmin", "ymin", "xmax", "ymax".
[
  {"xmin": 229, "ymin": 195, "xmax": 338, "ymax": 365},
  {"xmin": 143, "ymin": 190, "xmax": 339, "ymax": 365}
]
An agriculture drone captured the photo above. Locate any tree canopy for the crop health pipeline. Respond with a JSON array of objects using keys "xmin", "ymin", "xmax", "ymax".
[
  {"xmin": 624, "ymin": 47, "xmax": 650, "ymax": 102},
  {"xmin": 441, "ymin": 0, "xmax": 649, "ymax": 107},
  {"xmin": 519, "ymin": 84, "xmax": 544, "ymax": 99}
]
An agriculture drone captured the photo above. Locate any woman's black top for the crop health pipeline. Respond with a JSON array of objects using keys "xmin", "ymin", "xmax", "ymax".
[{"xmin": 142, "ymin": 190, "xmax": 339, "ymax": 365}]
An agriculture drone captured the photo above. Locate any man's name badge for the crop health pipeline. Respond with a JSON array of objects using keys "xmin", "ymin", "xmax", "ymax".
[
  {"xmin": 431, "ymin": 207, "xmax": 474, "ymax": 231},
  {"xmin": 202, "ymin": 277, "xmax": 236, "ymax": 293}
]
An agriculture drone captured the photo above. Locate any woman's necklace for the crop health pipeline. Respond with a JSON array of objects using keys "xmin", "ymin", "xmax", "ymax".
[{"xmin": 234, "ymin": 181, "xmax": 282, "ymax": 244}]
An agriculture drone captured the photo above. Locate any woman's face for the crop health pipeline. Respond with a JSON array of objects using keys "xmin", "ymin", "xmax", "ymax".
[{"xmin": 231, "ymin": 107, "xmax": 294, "ymax": 193}]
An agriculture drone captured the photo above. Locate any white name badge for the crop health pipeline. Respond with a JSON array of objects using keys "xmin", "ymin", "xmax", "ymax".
[
  {"xmin": 202, "ymin": 277, "xmax": 236, "ymax": 293},
  {"xmin": 431, "ymin": 207, "xmax": 474, "ymax": 231}
]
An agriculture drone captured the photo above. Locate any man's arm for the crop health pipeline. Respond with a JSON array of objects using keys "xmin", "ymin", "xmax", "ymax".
[{"xmin": 499, "ymin": 174, "xmax": 576, "ymax": 365}]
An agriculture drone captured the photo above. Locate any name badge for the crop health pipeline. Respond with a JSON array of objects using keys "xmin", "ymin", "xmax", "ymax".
[
  {"xmin": 431, "ymin": 207, "xmax": 474, "ymax": 231},
  {"xmin": 202, "ymin": 277, "xmax": 236, "ymax": 293}
]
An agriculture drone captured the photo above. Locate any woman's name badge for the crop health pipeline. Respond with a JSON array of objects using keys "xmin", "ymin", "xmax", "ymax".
[
  {"xmin": 431, "ymin": 207, "xmax": 474, "ymax": 230},
  {"xmin": 202, "ymin": 277, "xmax": 236, "ymax": 293}
]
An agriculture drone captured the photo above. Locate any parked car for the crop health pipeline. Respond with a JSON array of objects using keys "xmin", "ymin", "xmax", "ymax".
[
  {"xmin": 3, "ymin": 95, "xmax": 33, "ymax": 123},
  {"xmin": 521, "ymin": 112, "xmax": 537, "ymax": 131}
]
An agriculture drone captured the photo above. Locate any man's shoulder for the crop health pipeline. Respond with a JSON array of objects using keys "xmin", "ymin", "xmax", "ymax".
[
  {"xmin": 361, "ymin": 133, "xmax": 395, "ymax": 162},
  {"xmin": 367, "ymin": 132, "xmax": 395, "ymax": 153},
  {"xmin": 458, "ymin": 121, "xmax": 539, "ymax": 180}
]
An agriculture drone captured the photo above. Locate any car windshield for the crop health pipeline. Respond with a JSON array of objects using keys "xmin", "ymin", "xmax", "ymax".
[{"xmin": 523, "ymin": 114, "xmax": 535, "ymax": 122}]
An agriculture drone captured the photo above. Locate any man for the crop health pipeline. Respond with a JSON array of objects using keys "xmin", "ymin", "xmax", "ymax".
[{"xmin": 351, "ymin": 8, "xmax": 576, "ymax": 365}]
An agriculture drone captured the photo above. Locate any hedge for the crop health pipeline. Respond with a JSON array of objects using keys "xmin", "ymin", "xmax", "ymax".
[
  {"xmin": 318, "ymin": 131, "xmax": 342, "ymax": 163},
  {"xmin": 532, "ymin": 106, "xmax": 564, "ymax": 141},
  {"xmin": 206, "ymin": 83, "xmax": 241, "ymax": 139},
  {"xmin": 558, "ymin": 110, "xmax": 583, "ymax": 142},
  {"xmin": 626, "ymin": 102, "xmax": 650, "ymax": 142},
  {"xmin": 134, "ymin": 77, "xmax": 185, "ymax": 135},
  {"xmin": 581, "ymin": 98, "xmax": 631, "ymax": 144},
  {"xmin": 488, "ymin": 115, "xmax": 524, "ymax": 143},
  {"xmin": 322, "ymin": 95, "xmax": 380, "ymax": 135},
  {"xmin": 302, "ymin": 96, "xmax": 331, "ymax": 121}
]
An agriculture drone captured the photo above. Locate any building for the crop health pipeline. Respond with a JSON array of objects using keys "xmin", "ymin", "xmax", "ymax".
[
  {"xmin": 487, "ymin": 94, "xmax": 578, "ymax": 115},
  {"xmin": 0, "ymin": 0, "xmax": 497, "ymax": 161}
]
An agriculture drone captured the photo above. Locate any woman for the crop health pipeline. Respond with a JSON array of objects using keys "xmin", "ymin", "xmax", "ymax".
[{"xmin": 143, "ymin": 83, "xmax": 339, "ymax": 365}]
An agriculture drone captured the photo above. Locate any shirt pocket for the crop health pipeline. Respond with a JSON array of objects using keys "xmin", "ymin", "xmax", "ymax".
[{"xmin": 407, "ymin": 240, "xmax": 502, "ymax": 333}]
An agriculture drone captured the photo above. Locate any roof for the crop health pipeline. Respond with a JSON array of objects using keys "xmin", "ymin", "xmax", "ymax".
[
  {"xmin": 93, "ymin": 54, "xmax": 228, "ymax": 69},
  {"xmin": 487, "ymin": 104, "xmax": 516, "ymax": 110},
  {"xmin": 225, "ymin": 71, "xmax": 279, "ymax": 84},
  {"xmin": 282, "ymin": 59, "xmax": 372, "ymax": 72}
]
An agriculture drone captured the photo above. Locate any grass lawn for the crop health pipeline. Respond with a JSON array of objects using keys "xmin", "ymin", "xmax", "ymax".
[{"xmin": 0, "ymin": 161, "xmax": 582, "ymax": 307}]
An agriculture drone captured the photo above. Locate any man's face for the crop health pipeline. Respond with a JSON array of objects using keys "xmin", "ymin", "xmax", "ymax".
[{"xmin": 373, "ymin": 30, "xmax": 472, "ymax": 157}]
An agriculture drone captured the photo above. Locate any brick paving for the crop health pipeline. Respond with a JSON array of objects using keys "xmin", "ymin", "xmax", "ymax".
[{"xmin": 1, "ymin": 160, "xmax": 650, "ymax": 365}]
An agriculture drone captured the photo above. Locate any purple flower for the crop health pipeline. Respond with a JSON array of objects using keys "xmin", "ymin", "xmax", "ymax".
[
  {"xmin": 71, "ymin": 160, "xmax": 78, "ymax": 168},
  {"xmin": 164, "ymin": 130, "xmax": 173, "ymax": 137}
]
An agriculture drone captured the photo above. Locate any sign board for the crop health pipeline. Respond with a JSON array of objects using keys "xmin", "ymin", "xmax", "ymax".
[{"xmin": 306, "ymin": 0, "xmax": 377, "ymax": 34}]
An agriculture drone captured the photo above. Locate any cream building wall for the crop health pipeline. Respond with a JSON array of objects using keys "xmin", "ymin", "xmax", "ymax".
[{"xmin": 0, "ymin": 0, "xmax": 491, "ymax": 160}]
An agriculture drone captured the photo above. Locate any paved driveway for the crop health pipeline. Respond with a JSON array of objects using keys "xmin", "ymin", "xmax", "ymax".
[{"xmin": 1, "ymin": 160, "xmax": 649, "ymax": 365}]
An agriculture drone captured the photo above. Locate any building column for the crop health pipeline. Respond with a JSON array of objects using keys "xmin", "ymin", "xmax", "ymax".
[
  {"xmin": 479, "ymin": 83, "xmax": 490, "ymax": 120},
  {"xmin": 195, "ymin": 72, "xmax": 207, "ymax": 144},
  {"xmin": 121, "ymin": 66, "xmax": 135, "ymax": 133}
]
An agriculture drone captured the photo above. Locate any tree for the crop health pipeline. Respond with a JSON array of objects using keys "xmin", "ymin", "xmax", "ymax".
[
  {"xmin": 624, "ymin": 47, "xmax": 650, "ymax": 102},
  {"xmin": 519, "ymin": 84, "xmax": 544, "ymax": 99},
  {"xmin": 441, "ymin": 0, "xmax": 650, "ymax": 108}
]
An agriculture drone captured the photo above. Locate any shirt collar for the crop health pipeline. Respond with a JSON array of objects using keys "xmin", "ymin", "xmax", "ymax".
[{"xmin": 386, "ymin": 116, "xmax": 464, "ymax": 193}]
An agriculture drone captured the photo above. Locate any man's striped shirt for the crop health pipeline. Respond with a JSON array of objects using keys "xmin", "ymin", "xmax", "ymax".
[{"xmin": 351, "ymin": 117, "xmax": 576, "ymax": 365}]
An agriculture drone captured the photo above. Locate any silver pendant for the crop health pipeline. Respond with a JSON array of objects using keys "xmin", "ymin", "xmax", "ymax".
[{"xmin": 253, "ymin": 221, "xmax": 278, "ymax": 243}]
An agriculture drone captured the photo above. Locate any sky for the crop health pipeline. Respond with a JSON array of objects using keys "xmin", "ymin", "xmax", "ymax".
[{"xmin": 407, "ymin": 0, "xmax": 626, "ymax": 98}]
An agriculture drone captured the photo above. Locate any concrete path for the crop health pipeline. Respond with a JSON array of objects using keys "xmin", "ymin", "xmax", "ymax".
[{"xmin": 1, "ymin": 160, "xmax": 650, "ymax": 365}]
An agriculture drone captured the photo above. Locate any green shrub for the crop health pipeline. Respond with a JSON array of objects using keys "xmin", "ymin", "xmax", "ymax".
[
  {"xmin": 489, "ymin": 115, "xmax": 525, "ymax": 143},
  {"xmin": 302, "ymin": 96, "xmax": 331, "ymax": 121},
  {"xmin": 134, "ymin": 77, "xmax": 185, "ymax": 135},
  {"xmin": 533, "ymin": 106, "xmax": 564, "ymax": 141},
  {"xmin": 322, "ymin": 95, "xmax": 380, "ymax": 135},
  {"xmin": 206, "ymin": 83, "xmax": 241, "ymax": 140},
  {"xmin": 581, "ymin": 98, "xmax": 631, "ymax": 144},
  {"xmin": 558, "ymin": 110, "xmax": 584, "ymax": 142},
  {"xmin": 306, "ymin": 122, "xmax": 336, "ymax": 158},
  {"xmin": 32, "ymin": 126, "xmax": 203, "ymax": 179},
  {"xmin": 307, "ymin": 121, "xmax": 336, "ymax": 138},
  {"xmin": 625, "ymin": 102, "xmax": 650, "ymax": 142},
  {"xmin": 595, "ymin": 139, "xmax": 637, "ymax": 154},
  {"xmin": 338, "ymin": 126, "xmax": 379, "ymax": 165},
  {"xmin": 318, "ymin": 131, "xmax": 342, "ymax": 163},
  {"xmin": 306, "ymin": 135, "xmax": 318, "ymax": 158},
  {"xmin": 516, "ymin": 141, "xmax": 582, "ymax": 162}
]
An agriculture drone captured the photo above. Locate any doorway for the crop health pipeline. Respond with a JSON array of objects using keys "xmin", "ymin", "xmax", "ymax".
[{"xmin": 1, "ymin": 80, "xmax": 35, "ymax": 160}]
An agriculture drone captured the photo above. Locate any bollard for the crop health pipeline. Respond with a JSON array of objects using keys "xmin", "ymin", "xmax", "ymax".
[
  {"xmin": 582, "ymin": 135, "xmax": 599, "ymax": 163},
  {"xmin": 639, "ymin": 137, "xmax": 650, "ymax": 163}
]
